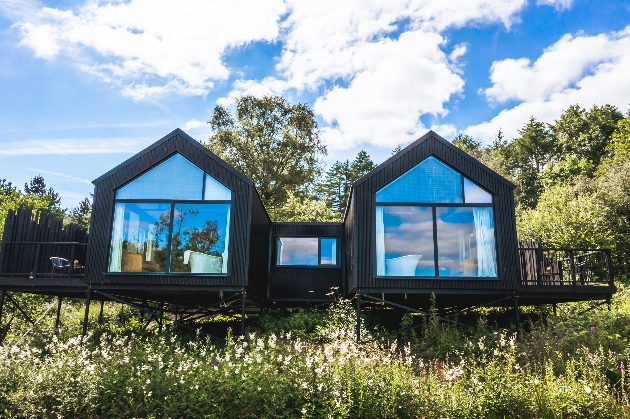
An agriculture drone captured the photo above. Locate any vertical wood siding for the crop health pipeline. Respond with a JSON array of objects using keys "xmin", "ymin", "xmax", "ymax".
[
  {"xmin": 268, "ymin": 223, "xmax": 343, "ymax": 301},
  {"xmin": 85, "ymin": 130, "xmax": 254, "ymax": 290},
  {"xmin": 346, "ymin": 133, "xmax": 519, "ymax": 293},
  {"xmin": 247, "ymin": 189, "xmax": 271, "ymax": 295}
]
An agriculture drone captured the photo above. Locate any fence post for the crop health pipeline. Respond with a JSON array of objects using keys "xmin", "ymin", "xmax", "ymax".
[
  {"xmin": 604, "ymin": 249, "xmax": 614, "ymax": 286},
  {"xmin": 536, "ymin": 247, "xmax": 543, "ymax": 286},
  {"xmin": 569, "ymin": 249, "xmax": 576, "ymax": 286},
  {"xmin": 67, "ymin": 244, "xmax": 75, "ymax": 277},
  {"xmin": 32, "ymin": 243, "xmax": 40, "ymax": 278}
]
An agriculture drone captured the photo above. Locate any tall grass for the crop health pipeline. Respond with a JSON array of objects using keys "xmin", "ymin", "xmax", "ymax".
[{"xmin": 0, "ymin": 290, "xmax": 628, "ymax": 418}]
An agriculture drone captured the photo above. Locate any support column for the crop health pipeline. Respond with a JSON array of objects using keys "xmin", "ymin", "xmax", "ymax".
[
  {"xmin": 98, "ymin": 300, "xmax": 104, "ymax": 323},
  {"xmin": 0, "ymin": 291, "xmax": 5, "ymax": 325},
  {"xmin": 55, "ymin": 296, "xmax": 62, "ymax": 331},
  {"xmin": 240, "ymin": 290, "xmax": 247, "ymax": 336},
  {"xmin": 82, "ymin": 290, "xmax": 91, "ymax": 337},
  {"xmin": 355, "ymin": 293, "xmax": 361, "ymax": 342},
  {"xmin": 158, "ymin": 304, "xmax": 164, "ymax": 333},
  {"xmin": 514, "ymin": 295, "xmax": 521, "ymax": 341},
  {"xmin": 552, "ymin": 303, "xmax": 557, "ymax": 317}
]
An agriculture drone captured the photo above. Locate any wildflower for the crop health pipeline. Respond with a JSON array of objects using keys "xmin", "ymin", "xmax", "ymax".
[
  {"xmin": 584, "ymin": 386, "xmax": 591, "ymax": 394},
  {"xmin": 147, "ymin": 391, "xmax": 152, "ymax": 397},
  {"xmin": 621, "ymin": 363, "xmax": 626, "ymax": 372},
  {"xmin": 127, "ymin": 388, "xmax": 133, "ymax": 394}
]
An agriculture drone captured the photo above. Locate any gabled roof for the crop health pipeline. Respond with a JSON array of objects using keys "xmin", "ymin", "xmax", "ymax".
[
  {"xmin": 92, "ymin": 128, "xmax": 253, "ymax": 186},
  {"xmin": 353, "ymin": 130, "xmax": 516, "ymax": 190}
]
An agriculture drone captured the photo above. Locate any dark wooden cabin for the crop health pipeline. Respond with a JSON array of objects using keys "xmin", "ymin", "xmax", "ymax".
[
  {"xmin": 344, "ymin": 131, "xmax": 615, "ymax": 309},
  {"xmin": 268, "ymin": 222, "xmax": 343, "ymax": 304},
  {"xmin": 85, "ymin": 129, "xmax": 271, "ymax": 305}
]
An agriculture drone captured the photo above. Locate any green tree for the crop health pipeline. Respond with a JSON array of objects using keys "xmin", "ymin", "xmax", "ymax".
[
  {"xmin": 552, "ymin": 104, "xmax": 623, "ymax": 169},
  {"xmin": 24, "ymin": 175, "xmax": 61, "ymax": 209},
  {"xmin": 319, "ymin": 151, "xmax": 376, "ymax": 220},
  {"xmin": 452, "ymin": 134, "xmax": 482, "ymax": 159},
  {"xmin": 271, "ymin": 191, "xmax": 334, "ymax": 222},
  {"xmin": 206, "ymin": 95, "xmax": 326, "ymax": 218},
  {"xmin": 66, "ymin": 196, "xmax": 92, "ymax": 230}
]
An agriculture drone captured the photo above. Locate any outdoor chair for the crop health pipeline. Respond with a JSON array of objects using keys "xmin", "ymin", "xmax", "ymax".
[{"xmin": 50, "ymin": 257, "xmax": 72, "ymax": 275}]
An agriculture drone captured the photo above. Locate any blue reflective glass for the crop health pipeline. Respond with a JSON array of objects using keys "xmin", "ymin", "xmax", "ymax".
[
  {"xmin": 170, "ymin": 203, "xmax": 230, "ymax": 273},
  {"xmin": 376, "ymin": 156, "xmax": 463, "ymax": 203},
  {"xmin": 464, "ymin": 178, "xmax": 492, "ymax": 204},
  {"xmin": 320, "ymin": 238, "xmax": 337, "ymax": 265},
  {"xmin": 109, "ymin": 203, "xmax": 171, "ymax": 273},
  {"xmin": 277, "ymin": 237, "xmax": 318, "ymax": 266},
  {"xmin": 436, "ymin": 207, "xmax": 497, "ymax": 277},
  {"xmin": 376, "ymin": 206, "xmax": 435, "ymax": 276},
  {"xmin": 116, "ymin": 154, "xmax": 203, "ymax": 200},
  {"xmin": 204, "ymin": 173, "xmax": 232, "ymax": 201}
]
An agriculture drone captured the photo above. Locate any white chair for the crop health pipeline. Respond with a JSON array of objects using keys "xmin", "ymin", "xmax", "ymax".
[
  {"xmin": 386, "ymin": 255, "xmax": 422, "ymax": 276},
  {"xmin": 183, "ymin": 250, "xmax": 223, "ymax": 273}
]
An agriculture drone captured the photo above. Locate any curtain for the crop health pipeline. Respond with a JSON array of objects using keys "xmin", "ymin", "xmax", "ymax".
[
  {"xmin": 376, "ymin": 206, "xmax": 386, "ymax": 276},
  {"xmin": 222, "ymin": 206, "xmax": 231, "ymax": 273},
  {"xmin": 473, "ymin": 207, "xmax": 497, "ymax": 277},
  {"xmin": 331, "ymin": 239, "xmax": 337, "ymax": 265},
  {"xmin": 109, "ymin": 203, "xmax": 125, "ymax": 272}
]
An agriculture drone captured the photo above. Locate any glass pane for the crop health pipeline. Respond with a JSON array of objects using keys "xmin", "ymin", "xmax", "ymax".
[
  {"xmin": 116, "ymin": 154, "xmax": 203, "ymax": 200},
  {"xmin": 436, "ymin": 207, "xmax": 497, "ymax": 277},
  {"xmin": 376, "ymin": 206, "xmax": 435, "ymax": 276},
  {"xmin": 277, "ymin": 237, "xmax": 318, "ymax": 266},
  {"xmin": 204, "ymin": 174, "xmax": 232, "ymax": 201},
  {"xmin": 320, "ymin": 238, "xmax": 337, "ymax": 265},
  {"xmin": 108, "ymin": 203, "xmax": 171, "ymax": 273},
  {"xmin": 464, "ymin": 178, "xmax": 492, "ymax": 203},
  {"xmin": 170, "ymin": 203, "xmax": 231, "ymax": 273},
  {"xmin": 376, "ymin": 156, "xmax": 463, "ymax": 203}
]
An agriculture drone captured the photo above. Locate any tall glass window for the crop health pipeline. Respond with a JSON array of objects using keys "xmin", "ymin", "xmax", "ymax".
[
  {"xmin": 109, "ymin": 153, "xmax": 233, "ymax": 274},
  {"xmin": 375, "ymin": 156, "xmax": 497, "ymax": 278}
]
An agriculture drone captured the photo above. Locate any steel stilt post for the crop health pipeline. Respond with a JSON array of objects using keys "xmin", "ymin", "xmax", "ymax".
[
  {"xmin": 55, "ymin": 296, "xmax": 62, "ymax": 331},
  {"xmin": 82, "ymin": 290, "xmax": 91, "ymax": 337}
]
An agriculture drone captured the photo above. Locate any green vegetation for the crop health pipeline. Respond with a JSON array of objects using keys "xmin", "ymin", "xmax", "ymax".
[{"xmin": 0, "ymin": 291, "xmax": 629, "ymax": 418}]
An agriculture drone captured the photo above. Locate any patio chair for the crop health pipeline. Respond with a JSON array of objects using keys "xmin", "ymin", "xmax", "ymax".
[{"xmin": 50, "ymin": 257, "xmax": 72, "ymax": 275}]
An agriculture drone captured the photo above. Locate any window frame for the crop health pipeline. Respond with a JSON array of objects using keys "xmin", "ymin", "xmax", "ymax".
[
  {"xmin": 275, "ymin": 236, "xmax": 340, "ymax": 268},
  {"xmin": 373, "ymin": 158, "xmax": 499, "ymax": 280},
  {"xmin": 107, "ymin": 153, "xmax": 234, "ymax": 276}
]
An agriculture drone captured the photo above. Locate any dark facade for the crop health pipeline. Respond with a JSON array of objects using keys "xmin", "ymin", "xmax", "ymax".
[
  {"xmin": 344, "ymin": 131, "xmax": 520, "ymax": 298},
  {"xmin": 268, "ymin": 223, "xmax": 343, "ymax": 303},
  {"xmin": 85, "ymin": 129, "xmax": 271, "ymax": 302}
]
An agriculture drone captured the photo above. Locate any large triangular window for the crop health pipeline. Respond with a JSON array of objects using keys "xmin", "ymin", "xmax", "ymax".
[
  {"xmin": 109, "ymin": 153, "xmax": 233, "ymax": 275},
  {"xmin": 375, "ymin": 156, "xmax": 497, "ymax": 279}
]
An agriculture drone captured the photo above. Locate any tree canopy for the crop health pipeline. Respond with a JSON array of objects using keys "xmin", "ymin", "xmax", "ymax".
[{"xmin": 206, "ymin": 95, "xmax": 326, "ymax": 219}]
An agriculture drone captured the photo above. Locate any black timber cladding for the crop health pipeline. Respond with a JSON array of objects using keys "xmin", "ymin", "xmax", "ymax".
[
  {"xmin": 86, "ymin": 129, "xmax": 270, "ymax": 297},
  {"xmin": 269, "ymin": 223, "xmax": 343, "ymax": 301},
  {"xmin": 345, "ymin": 130, "xmax": 520, "ymax": 293}
]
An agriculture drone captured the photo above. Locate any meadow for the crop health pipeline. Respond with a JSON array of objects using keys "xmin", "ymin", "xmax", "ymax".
[{"xmin": 0, "ymin": 287, "xmax": 628, "ymax": 418}]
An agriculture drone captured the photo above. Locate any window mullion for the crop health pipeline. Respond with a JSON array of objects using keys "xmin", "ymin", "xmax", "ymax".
[
  {"xmin": 166, "ymin": 202, "xmax": 175, "ymax": 273},
  {"xmin": 432, "ymin": 206, "xmax": 439, "ymax": 277}
]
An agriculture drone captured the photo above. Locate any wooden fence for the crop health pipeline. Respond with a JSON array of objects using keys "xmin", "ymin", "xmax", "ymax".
[{"xmin": 0, "ymin": 207, "xmax": 88, "ymax": 278}]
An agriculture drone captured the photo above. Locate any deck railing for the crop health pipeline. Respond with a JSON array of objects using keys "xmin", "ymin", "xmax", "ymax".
[
  {"xmin": 0, "ymin": 241, "xmax": 88, "ymax": 279},
  {"xmin": 518, "ymin": 246, "xmax": 613, "ymax": 287}
]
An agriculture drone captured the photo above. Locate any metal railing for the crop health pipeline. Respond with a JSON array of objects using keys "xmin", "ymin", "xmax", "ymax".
[
  {"xmin": 518, "ymin": 247, "xmax": 613, "ymax": 287},
  {"xmin": 0, "ymin": 241, "xmax": 87, "ymax": 279}
]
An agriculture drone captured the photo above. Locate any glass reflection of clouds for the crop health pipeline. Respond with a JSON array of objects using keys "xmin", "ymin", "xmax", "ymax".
[
  {"xmin": 376, "ymin": 206, "xmax": 435, "ymax": 276},
  {"xmin": 375, "ymin": 155, "xmax": 498, "ymax": 278},
  {"xmin": 277, "ymin": 238, "xmax": 319, "ymax": 266}
]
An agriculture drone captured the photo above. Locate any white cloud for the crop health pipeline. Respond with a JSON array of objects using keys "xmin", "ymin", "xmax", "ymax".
[
  {"xmin": 181, "ymin": 119, "xmax": 207, "ymax": 131},
  {"xmin": 467, "ymin": 26, "xmax": 630, "ymax": 143},
  {"xmin": 0, "ymin": 137, "xmax": 156, "ymax": 156},
  {"xmin": 225, "ymin": 0, "xmax": 526, "ymax": 150},
  {"xmin": 536, "ymin": 0, "xmax": 573, "ymax": 11},
  {"xmin": 25, "ymin": 168, "xmax": 92, "ymax": 185},
  {"xmin": 8, "ymin": 0, "xmax": 286, "ymax": 99}
]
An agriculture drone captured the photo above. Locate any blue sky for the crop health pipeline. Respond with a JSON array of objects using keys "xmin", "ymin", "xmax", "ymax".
[{"xmin": 1, "ymin": 0, "xmax": 629, "ymax": 208}]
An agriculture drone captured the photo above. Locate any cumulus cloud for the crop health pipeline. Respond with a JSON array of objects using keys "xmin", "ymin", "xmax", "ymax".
[
  {"xmin": 8, "ymin": 0, "xmax": 285, "ymax": 99},
  {"xmin": 226, "ymin": 0, "xmax": 526, "ymax": 149},
  {"xmin": 181, "ymin": 119, "xmax": 207, "ymax": 131},
  {"xmin": 467, "ymin": 25, "xmax": 630, "ymax": 142}
]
